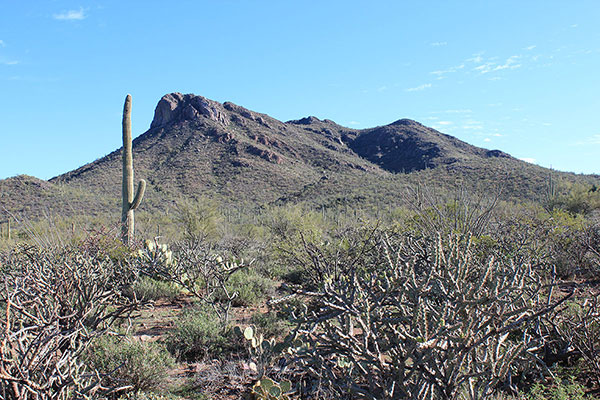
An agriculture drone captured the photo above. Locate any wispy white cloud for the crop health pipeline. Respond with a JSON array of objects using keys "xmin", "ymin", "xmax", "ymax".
[
  {"xmin": 377, "ymin": 85, "xmax": 388, "ymax": 92},
  {"xmin": 483, "ymin": 138, "xmax": 491, "ymax": 142},
  {"xmin": 1, "ymin": 60, "xmax": 19, "ymax": 65},
  {"xmin": 405, "ymin": 83, "xmax": 432, "ymax": 92},
  {"xmin": 0, "ymin": 40, "xmax": 5, "ymax": 48},
  {"xmin": 473, "ymin": 62, "xmax": 494, "ymax": 73},
  {"xmin": 437, "ymin": 121, "xmax": 453, "ymax": 126},
  {"xmin": 348, "ymin": 121, "xmax": 360, "ymax": 126},
  {"xmin": 431, "ymin": 41, "xmax": 447, "ymax": 47},
  {"xmin": 495, "ymin": 55, "xmax": 522, "ymax": 71},
  {"xmin": 431, "ymin": 45, "xmax": 558, "ymax": 84},
  {"xmin": 430, "ymin": 64, "xmax": 465, "ymax": 78},
  {"xmin": 53, "ymin": 7, "xmax": 86, "ymax": 21},
  {"xmin": 467, "ymin": 53, "xmax": 484, "ymax": 63},
  {"xmin": 473, "ymin": 55, "xmax": 522, "ymax": 74}
]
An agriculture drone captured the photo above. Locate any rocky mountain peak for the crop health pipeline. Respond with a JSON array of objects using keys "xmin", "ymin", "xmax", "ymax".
[
  {"xmin": 390, "ymin": 118, "xmax": 422, "ymax": 127},
  {"xmin": 287, "ymin": 116, "xmax": 322, "ymax": 125},
  {"xmin": 150, "ymin": 92, "xmax": 228, "ymax": 129}
]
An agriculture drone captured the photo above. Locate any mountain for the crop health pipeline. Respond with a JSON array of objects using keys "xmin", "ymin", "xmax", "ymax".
[{"xmin": 1, "ymin": 92, "xmax": 598, "ymax": 220}]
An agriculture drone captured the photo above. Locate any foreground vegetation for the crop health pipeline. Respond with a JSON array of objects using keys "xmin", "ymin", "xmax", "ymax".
[{"xmin": 1, "ymin": 184, "xmax": 600, "ymax": 399}]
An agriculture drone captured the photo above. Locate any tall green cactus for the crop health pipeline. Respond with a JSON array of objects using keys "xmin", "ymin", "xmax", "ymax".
[{"xmin": 121, "ymin": 94, "xmax": 146, "ymax": 245}]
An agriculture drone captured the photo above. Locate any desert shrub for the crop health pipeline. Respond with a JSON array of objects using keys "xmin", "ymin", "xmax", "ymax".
[
  {"xmin": 399, "ymin": 184, "xmax": 500, "ymax": 237},
  {"xmin": 280, "ymin": 267, "xmax": 309, "ymax": 285},
  {"xmin": 484, "ymin": 205, "xmax": 600, "ymax": 279},
  {"xmin": 250, "ymin": 311, "xmax": 293, "ymax": 339},
  {"xmin": 176, "ymin": 197, "xmax": 224, "ymax": 241},
  {"xmin": 189, "ymin": 360, "xmax": 248, "ymax": 399},
  {"xmin": 85, "ymin": 335, "xmax": 174, "ymax": 394},
  {"xmin": 166, "ymin": 305, "xmax": 239, "ymax": 360},
  {"xmin": 222, "ymin": 268, "xmax": 275, "ymax": 307},
  {"xmin": 126, "ymin": 276, "xmax": 181, "ymax": 301},
  {"xmin": 546, "ymin": 182, "xmax": 600, "ymax": 216},
  {"xmin": 264, "ymin": 204, "xmax": 329, "ymax": 279},
  {"xmin": 540, "ymin": 293, "xmax": 600, "ymax": 390},
  {"xmin": 121, "ymin": 392, "xmax": 189, "ymax": 400},
  {"xmin": 527, "ymin": 378, "xmax": 591, "ymax": 400}
]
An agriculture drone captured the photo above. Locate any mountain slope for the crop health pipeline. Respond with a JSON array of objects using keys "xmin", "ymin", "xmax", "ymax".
[{"xmin": 344, "ymin": 118, "xmax": 512, "ymax": 173}]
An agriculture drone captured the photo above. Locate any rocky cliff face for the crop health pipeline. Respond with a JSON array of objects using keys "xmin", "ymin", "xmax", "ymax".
[{"xmin": 150, "ymin": 92, "xmax": 229, "ymax": 128}]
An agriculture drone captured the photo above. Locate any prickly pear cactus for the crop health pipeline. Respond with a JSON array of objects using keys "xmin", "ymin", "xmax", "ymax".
[{"xmin": 251, "ymin": 377, "xmax": 293, "ymax": 400}]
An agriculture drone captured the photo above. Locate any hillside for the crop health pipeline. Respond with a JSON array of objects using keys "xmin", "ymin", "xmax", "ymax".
[{"xmin": 1, "ymin": 92, "xmax": 599, "ymax": 220}]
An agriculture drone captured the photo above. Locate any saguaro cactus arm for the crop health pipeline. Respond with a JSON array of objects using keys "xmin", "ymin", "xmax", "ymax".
[
  {"xmin": 130, "ymin": 180, "xmax": 146, "ymax": 210},
  {"xmin": 121, "ymin": 94, "xmax": 145, "ymax": 245}
]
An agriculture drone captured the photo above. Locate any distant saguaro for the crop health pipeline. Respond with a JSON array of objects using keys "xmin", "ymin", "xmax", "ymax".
[{"xmin": 121, "ymin": 94, "xmax": 146, "ymax": 245}]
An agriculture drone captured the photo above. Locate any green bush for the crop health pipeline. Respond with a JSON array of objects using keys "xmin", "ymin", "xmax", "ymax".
[
  {"xmin": 250, "ymin": 311, "xmax": 292, "ymax": 339},
  {"xmin": 223, "ymin": 269, "xmax": 275, "ymax": 307},
  {"xmin": 121, "ymin": 392, "xmax": 186, "ymax": 400},
  {"xmin": 527, "ymin": 379, "xmax": 591, "ymax": 400},
  {"xmin": 85, "ymin": 335, "xmax": 174, "ymax": 393},
  {"xmin": 126, "ymin": 276, "xmax": 181, "ymax": 301},
  {"xmin": 167, "ymin": 305, "xmax": 238, "ymax": 360},
  {"xmin": 281, "ymin": 267, "xmax": 310, "ymax": 285}
]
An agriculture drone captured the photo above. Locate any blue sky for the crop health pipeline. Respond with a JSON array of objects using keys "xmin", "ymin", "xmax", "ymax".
[{"xmin": 1, "ymin": 1, "xmax": 599, "ymax": 180}]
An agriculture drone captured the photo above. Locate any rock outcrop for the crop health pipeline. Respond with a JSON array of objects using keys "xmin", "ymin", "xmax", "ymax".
[{"xmin": 150, "ymin": 92, "xmax": 228, "ymax": 128}]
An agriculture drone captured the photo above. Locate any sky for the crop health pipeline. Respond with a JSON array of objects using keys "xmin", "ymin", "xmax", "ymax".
[{"xmin": 1, "ymin": 1, "xmax": 599, "ymax": 180}]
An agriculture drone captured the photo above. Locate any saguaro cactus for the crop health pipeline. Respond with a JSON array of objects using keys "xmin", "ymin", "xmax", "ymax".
[{"xmin": 121, "ymin": 94, "xmax": 146, "ymax": 245}]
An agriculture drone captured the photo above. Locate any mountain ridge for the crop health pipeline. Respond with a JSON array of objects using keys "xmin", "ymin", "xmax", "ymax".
[{"xmin": 1, "ymin": 92, "xmax": 598, "ymax": 220}]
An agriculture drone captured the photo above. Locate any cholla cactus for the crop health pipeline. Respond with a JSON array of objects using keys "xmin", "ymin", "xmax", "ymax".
[{"xmin": 137, "ymin": 238, "xmax": 251, "ymax": 327}]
